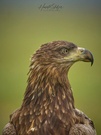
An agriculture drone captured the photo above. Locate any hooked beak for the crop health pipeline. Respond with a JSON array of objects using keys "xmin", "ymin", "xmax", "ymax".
[
  {"xmin": 64, "ymin": 47, "xmax": 94, "ymax": 66},
  {"xmin": 77, "ymin": 47, "xmax": 94, "ymax": 66}
]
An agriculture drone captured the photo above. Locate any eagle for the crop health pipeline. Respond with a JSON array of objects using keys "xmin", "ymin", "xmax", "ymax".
[{"xmin": 2, "ymin": 41, "xmax": 97, "ymax": 135}]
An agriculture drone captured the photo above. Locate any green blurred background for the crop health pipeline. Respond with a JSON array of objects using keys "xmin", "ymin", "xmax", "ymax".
[{"xmin": 0, "ymin": 0, "xmax": 101, "ymax": 134}]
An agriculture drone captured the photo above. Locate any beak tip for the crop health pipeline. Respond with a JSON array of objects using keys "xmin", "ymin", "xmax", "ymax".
[
  {"xmin": 90, "ymin": 53, "xmax": 94, "ymax": 66},
  {"xmin": 91, "ymin": 59, "xmax": 94, "ymax": 66},
  {"xmin": 91, "ymin": 62, "xmax": 93, "ymax": 66}
]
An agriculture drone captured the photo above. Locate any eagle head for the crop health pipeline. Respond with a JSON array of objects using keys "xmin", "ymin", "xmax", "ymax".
[{"xmin": 33, "ymin": 41, "xmax": 94, "ymax": 69}]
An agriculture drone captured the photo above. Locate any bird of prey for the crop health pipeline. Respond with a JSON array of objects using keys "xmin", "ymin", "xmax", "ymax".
[{"xmin": 2, "ymin": 41, "xmax": 97, "ymax": 135}]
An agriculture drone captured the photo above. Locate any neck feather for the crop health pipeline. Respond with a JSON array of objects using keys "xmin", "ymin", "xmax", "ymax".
[{"xmin": 22, "ymin": 61, "xmax": 74, "ymax": 110}]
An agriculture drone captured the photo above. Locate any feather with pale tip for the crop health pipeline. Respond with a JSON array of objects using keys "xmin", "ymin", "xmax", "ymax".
[{"xmin": 2, "ymin": 41, "xmax": 96, "ymax": 135}]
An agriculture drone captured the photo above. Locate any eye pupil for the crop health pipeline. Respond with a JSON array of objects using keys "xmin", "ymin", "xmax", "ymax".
[
  {"xmin": 65, "ymin": 49, "xmax": 68, "ymax": 52},
  {"xmin": 61, "ymin": 48, "xmax": 68, "ymax": 54}
]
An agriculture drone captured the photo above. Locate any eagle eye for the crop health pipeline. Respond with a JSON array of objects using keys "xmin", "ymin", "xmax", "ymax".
[{"xmin": 61, "ymin": 48, "xmax": 69, "ymax": 55}]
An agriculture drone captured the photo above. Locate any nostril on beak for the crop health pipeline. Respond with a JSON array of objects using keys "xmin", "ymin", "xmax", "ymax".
[
  {"xmin": 78, "ymin": 47, "xmax": 85, "ymax": 53},
  {"xmin": 81, "ymin": 49, "xmax": 84, "ymax": 53}
]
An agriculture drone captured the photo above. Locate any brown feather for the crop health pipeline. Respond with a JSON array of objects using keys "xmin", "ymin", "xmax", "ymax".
[{"xmin": 2, "ymin": 41, "xmax": 96, "ymax": 135}]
